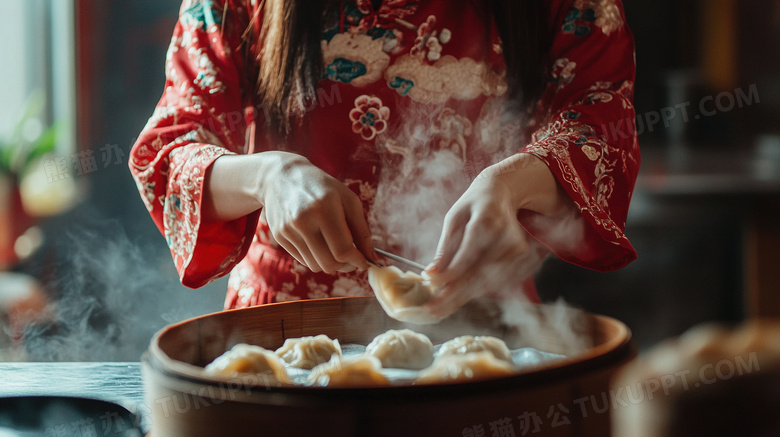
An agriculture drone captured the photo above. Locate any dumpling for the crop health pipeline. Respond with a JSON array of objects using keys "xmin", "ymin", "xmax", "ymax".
[
  {"xmin": 416, "ymin": 351, "xmax": 515, "ymax": 384},
  {"xmin": 368, "ymin": 265, "xmax": 439, "ymax": 325},
  {"xmin": 366, "ymin": 329, "xmax": 434, "ymax": 370},
  {"xmin": 275, "ymin": 335, "xmax": 342, "ymax": 369},
  {"xmin": 204, "ymin": 344, "xmax": 289, "ymax": 383},
  {"xmin": 309, "ymin": 354, "xmax": 390, "ymax": 387},
  {"xmin": 368, "ymin": 265, "xmax": 432, "ymax": 308},
  {"xmin": 438, "ymin": 335, "xmax": 512, "ymax": 363}
]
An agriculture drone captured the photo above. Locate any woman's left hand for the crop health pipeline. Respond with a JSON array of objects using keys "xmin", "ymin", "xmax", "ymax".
[{"xmin": 423, "ymin": 153, "xmax": 571, "ymax": 319}]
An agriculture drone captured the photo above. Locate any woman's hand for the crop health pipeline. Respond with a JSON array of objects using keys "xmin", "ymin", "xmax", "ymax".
[
  {"xmin": 423, "ymin": 153, "xmax": 572, "ymax": 319},
  {"xmin": 204, "ymin": 151, "xmax": 376, "ymax": 274},
  {"xmin": 260, "ymin": 152, "xmax": 376, "ymax": 274}
]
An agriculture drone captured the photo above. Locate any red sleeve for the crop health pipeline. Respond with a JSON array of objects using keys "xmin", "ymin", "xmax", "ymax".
[
  {"xmin": 128, "ymin": 0, "xmax": 262, "ymax": 288},
  {"xmin": 520, "ymin": 0, "xmax": 639, "ymax": 272}
]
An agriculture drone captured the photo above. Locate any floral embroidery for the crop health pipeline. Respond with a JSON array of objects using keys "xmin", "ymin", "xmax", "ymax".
[
  {"xmin": 161, "ymin": 137, "xmax": 228, "ymax": 270},
  {"xmin": 562, "ymin": 5, "xmax": 596, "ymax": 36},
  {"xmin": 388, "ymin": 76, "xmax": 415, "ymax": 95},
  {"xmin": 349, "ymin": 95, "xmax": 390, "ymax": 141},
  {"xmin": 616, "ymin": 80, "xmax": 635, "ymax": 109},
  {"xmin": 181, "ymin": 0, "xmax": 223, "ymax": 33},
  {"xmin": 579, "ymin": 81, "xmax": 635, "ymax": 108},
  {"xmin": 275, "ymin": 282, "xmax": 302, "ymax": 303},
  {"xmin": 375, "ymin": 28, "xmax": 405, "ymax": 54},
  {"xmin": 550, "ymin": 58, "xmax": 577, "ymax": 91},
  {"xmin": 326, "ymin": 58, "xmax": 368, "ymax": 83},
  {"xmin": 331, "ymin": 277, "xmax": 372, "ymax": 297},
  {"xmin": 306, "ymin": 279, "xmax": 330, "ymax": 299},
  {"xmin": 323, "ymin": 1, "xmax": 413, "ymax": 54},
  {"xmin": 592, "ymin": 0, "xmax": 624, "ymax": 36},
  {"xmin": 188, "ymin": 47, "xmax": 225, "ymax": 94},
  {"xmin": 565, "ymin": 0, "xmax": 624, "ymax": 36},
  {"xmin": 582, "ymin": 81, "xmax": 615, "ymax": 104},
  {"xmin": 410, "ymin": 15, "xmax": 451, "ymax": 61},
  {"xmin": 439, "ymin": 29, "xmax": 452, "ymax": 44},
  {"xmin": 139, "ymin": 182, "xmax": 156, "ymax": 211},
  {"xmin": 384, "ymin": 55, "xmax": 506, "ymax": 104},
  {"xmin": 584, "ymin": 91, "xmax": 613, "ymax": 105},
  {"xmin": 581, "ymin": 145, "xmax": 600, "ymax": 161},
  {"xmin": 529, "ymin": 111, "xmax": 619, "ymax": 213},
  {"xmin": 322, "ymin": 33, "xmax": 390, "ymax": 87},
  {"xmin": 355, "ymin": 0, "xmax": 420, "ymax": 31}
]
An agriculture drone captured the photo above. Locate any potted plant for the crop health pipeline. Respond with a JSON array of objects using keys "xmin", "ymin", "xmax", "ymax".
[{"xmin": 0, "ymin": 92, "xmax": 74, "ymax": 268}]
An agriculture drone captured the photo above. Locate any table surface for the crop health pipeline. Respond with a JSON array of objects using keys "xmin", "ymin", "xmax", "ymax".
[{"xmin": 0, "ymin": 362, "xmax": 149, "ymax": 430}]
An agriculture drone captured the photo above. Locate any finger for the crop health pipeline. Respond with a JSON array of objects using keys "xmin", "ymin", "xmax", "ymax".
[
  {"xmin": 432, "ymin": 218, "xmax": 497, "ymax": 286},
  {"xmin": 274, "ymin": 234, "xmax": 306, "ymax": 267},
  {"xmin": 341, "ymin": 192, "xmax": 376, "ymax": 265},
  {"xmin": 300, "ymin": 230, "xmax": 351, "ymax": 275},
  {"xmin": 426, "ymin": 246, "xmax": 524, "ymax": 318},
  {"xmin": 321, "ymin": 198, "xmax": 371, "ymax": 270},
  {"xmin": 442, "ymin": 214, "xmax": 530, "ymax": 286},
  {"xmin": 426, "ymin": 208, "xmax": 469, "ymax": 275},
  {"xmin": 337, "ymin": 265, "xmax": 357, "ymax": 273},
  {"xmin": 281, "ymin": 231, "xmax": 323, "ymax": 273}
]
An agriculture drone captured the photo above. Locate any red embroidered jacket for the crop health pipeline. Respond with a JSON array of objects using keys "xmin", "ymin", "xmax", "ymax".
[{"xmin": 129, "ymin": 0, "xmax": 639, "ymax": 309}]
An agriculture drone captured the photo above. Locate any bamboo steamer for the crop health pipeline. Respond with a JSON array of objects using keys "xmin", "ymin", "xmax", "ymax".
[{"xmin": 143, "ymin": 297, "xmax": 633, "ymax": 437}]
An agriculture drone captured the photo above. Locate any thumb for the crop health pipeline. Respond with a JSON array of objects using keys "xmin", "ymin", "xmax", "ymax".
[
  {"xmin": 342, "ymin": 193, "xmax": 377, "ymax": 262},
  {"xmin": 427, "ymin": 209, "xmax": 468, "ymax": 275}
]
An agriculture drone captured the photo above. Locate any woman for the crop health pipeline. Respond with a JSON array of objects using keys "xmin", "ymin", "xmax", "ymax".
[{"xmin": 129, "ymin": 0, "xmax": 638, "ymax": 318}]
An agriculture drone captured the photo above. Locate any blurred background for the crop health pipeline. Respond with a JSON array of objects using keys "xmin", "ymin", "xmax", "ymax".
[{"xmin": 0, "ymin": 0, "xmax": 778, "ymax": 361}]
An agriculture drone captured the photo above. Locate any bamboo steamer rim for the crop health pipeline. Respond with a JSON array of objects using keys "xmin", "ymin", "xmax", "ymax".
[{"xmin": 146, "ymin": 297, "xmax": 633, "ymax": 396}]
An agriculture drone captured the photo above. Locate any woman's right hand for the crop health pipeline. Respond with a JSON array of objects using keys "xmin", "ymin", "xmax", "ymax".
[
  {"xmin": 258, "ymin": 152, "xmax": 376, "ymax": 274},
  {"xmin": 204, "ymin": 151, "xmax": 376, "ymax": 274}
]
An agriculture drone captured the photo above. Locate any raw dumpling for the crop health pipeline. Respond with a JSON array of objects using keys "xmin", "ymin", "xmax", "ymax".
[
  {"xmin": 309, "ymin": 354, "xmax": 390, "ymax": 387},
  {"xmin": 416, "ymin": 351, "xmax": 515, "ymax": 384},
  {"xmin": 204, "ymin": 344, "xmax": 289, "ymax": 384},
  {"xmin": 438, "ymin": 335, "xmax": 512, "ymax": 363},
  {"xmin": 368, "ymin": 265, "xmax": 439, "ymax": 325},
  {"xmin": 366, "ymin": 329, "xmax": 434, "ymax": 370},
  {"xmin": 275, "ymin": 335, "xmax": 342, "ymax": 369}
]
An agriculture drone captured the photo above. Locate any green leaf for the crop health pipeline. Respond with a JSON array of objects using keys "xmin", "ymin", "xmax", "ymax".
[
  {"xmin": 0, "ymin": 144, "xmax": 13, "ymax": 174},
  {"xmin": 21, "ymin": 121, "xmax": 62, "ymax": 173}
]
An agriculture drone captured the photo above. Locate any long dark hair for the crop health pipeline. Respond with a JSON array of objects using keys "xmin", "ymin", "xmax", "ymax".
[{"xmin": 256, "ymin": 0, "xmax": 551, "ymax": 133}]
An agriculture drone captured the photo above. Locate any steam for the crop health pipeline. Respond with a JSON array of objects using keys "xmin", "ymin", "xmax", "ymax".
[
  {"xmin": 368, "ymin": 100, "xmax": 590, "ymax": 356},
  {"xmin": 369, "ymin": 147, "xmax": 467, "ymax": 263},
  {"xmin": 17, "ymin": 213, "xmax": 224, "ymax": 362},
  {"xmin": 365, "ymin": 103, "xmax": 463, "ymax": 263},
  {"xmin": 500, "ymin": 296, "xmax": 591, "ymax": 355}
]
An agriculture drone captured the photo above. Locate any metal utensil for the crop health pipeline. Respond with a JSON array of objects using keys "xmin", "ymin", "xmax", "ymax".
[{"xmin": 373, "ymin": 248, "xmax": 427, "ymax": 273}]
